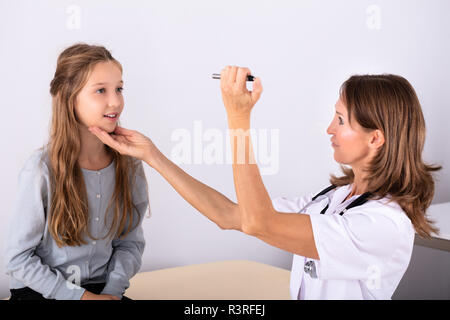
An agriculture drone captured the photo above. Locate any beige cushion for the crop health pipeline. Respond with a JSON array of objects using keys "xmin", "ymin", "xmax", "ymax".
[{"xmin": 125, "ymin": 260, "xmax": 291, "ymax": 300}]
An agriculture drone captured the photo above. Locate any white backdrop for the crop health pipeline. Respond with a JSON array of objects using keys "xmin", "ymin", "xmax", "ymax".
[{"xmin": 1, "ymin": 0, "xmax": 449, "ymax": 299}]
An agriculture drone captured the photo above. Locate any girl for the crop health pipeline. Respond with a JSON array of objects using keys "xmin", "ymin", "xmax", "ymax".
[
  {"xmin": 5, "ymin": 43, "xmax": 149, "ymax": 300},
  {"xmin": 90, "ymin": 66, "xmax": 441, "ymax": 299}
]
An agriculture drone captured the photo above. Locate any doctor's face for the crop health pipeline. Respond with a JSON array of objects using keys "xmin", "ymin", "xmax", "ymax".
[{"xmin": 326, "ymin": 97, "xmax": 373, "ymax": 167}]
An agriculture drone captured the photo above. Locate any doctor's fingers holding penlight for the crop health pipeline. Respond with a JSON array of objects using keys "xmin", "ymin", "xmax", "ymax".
[
  {"xmin": 220, "ymin": 66, "xmax": 263, "ymax": 118},
  {"xmin": 88, "ymin": 125, "xmax": 161, "ymax": 167}
]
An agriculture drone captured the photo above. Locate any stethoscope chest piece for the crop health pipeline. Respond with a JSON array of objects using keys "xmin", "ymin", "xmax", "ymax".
[{"xmin": 304, "ymin": 260, "xmax": 318, "ymax": 278}]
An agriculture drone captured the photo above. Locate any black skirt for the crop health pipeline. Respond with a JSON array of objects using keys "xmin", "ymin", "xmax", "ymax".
[{"xmin": 9, "ymin": 283, "xmax": 132, "ymax": 300}]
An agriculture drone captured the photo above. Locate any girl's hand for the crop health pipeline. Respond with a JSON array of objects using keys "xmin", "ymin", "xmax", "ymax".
[
  {"xmin": 88, "ymin": 126, "xmax": 161, "ymax": 166},
  {"xmin": 81, "ymin": 290, "xmax": 120, "ymax": 300},
  {"xmin": 220, "ymin": 66, "xmax": 263, "ymax": 120}
]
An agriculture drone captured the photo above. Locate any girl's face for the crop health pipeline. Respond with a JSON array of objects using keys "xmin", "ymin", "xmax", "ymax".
[
  {"xmin": 75, "ymin": 61, "xmax": 124, "ymax": 133},
  {"xmin": 326, "ymin": 97, "xmax": 373, "ymax": 167}
]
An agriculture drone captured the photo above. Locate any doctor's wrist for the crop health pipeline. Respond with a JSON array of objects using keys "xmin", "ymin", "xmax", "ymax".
[
  {"xmin": 144, "ymin": 147, "xmax": 164, "ymax": 170},
  {"xmin": 227, "ymin": 113, "xmax": 251, "ymax": 130}
]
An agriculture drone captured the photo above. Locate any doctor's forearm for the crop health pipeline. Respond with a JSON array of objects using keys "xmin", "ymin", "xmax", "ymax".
[
  {"xmin": 227, "ymin": 117, "xmax": 319, "ymax": 259},
  {"xmin": 147, "ymin": 151, "xmax": 241, "ymax": 231},
  {"xmin": 228, "ymin": 116, "xmax": 275, "ymax": 235}
]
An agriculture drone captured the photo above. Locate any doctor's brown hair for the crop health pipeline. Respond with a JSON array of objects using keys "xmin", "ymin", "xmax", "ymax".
[
  {"xmin": 45, "ymin": 43, "xmax": 149, "ymax": 247},
  {"xmin": 329, "ymin": 74, "xmax": 442, "ymax": 239}
]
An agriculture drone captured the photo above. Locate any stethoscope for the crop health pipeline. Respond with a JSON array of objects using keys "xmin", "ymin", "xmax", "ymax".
[
  {"xmin": 300, "ymin": 184, "xmax": 373, "ymax": 279},
  {"xmin": 311, "ymin": 184, "xmax": 373, "ymax": 216}
]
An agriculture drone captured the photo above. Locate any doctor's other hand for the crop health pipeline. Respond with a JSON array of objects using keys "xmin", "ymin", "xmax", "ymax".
[
  {"xmin": 220, "ymin": 66, "xmax": 263, "ymax": 119},
  {"xmin": 88, "ymin": 125, "xmax": 161, "ymax": 167}
]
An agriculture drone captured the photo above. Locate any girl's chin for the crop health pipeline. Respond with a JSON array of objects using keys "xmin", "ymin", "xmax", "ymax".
[
  {"xmin": 89, "ymin": 124, "xmax": 116, "ymax": 134},
  {"xmin": 102, "ymin": 120, "xmax": 118, "ymax": 129},
  {"xmin": 106, "ymin": 126, "xmax": 117, "ymax": 134}
]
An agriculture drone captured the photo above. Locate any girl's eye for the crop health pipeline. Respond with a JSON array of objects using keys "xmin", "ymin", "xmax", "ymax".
[
  {"xmin": 338, "ymin": 117, "xmax": 344, "ymax": 125},
  {"xmin": 96, "ymin": 88, "xmax": 105, "ymax": 94},
  {"xmin": 117, "ymin": 87, "xmax": 124, "ymax": 93}
]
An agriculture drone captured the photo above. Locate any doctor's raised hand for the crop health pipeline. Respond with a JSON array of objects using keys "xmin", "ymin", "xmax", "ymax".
[{"xmin": 219, "ymin": 66, "xmax": 263, "ymax": 119}]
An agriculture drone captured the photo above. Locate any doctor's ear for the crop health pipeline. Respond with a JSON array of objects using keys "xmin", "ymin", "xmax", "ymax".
[{"xmin": 369, "ymin": 129, "xmax": 385, "ymax": 150}]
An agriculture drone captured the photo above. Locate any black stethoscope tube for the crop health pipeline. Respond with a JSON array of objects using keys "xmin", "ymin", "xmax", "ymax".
[{"xmin": 312, "ymin": 185, "xmax": 373, "ymax": 216}]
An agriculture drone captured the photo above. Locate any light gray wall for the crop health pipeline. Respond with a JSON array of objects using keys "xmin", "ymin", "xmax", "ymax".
[
  {"xmin": 393, "ymin": 245, "xmax": 450, "ymax": 299},
  {"xmin": 1, "ymin": 0, "xmax": 449, "ymax": 299}
]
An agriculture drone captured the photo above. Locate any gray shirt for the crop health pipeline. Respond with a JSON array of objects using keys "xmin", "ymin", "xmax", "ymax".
[{"xmin": 4, "ymin": 148, "xmax": 149, "ymax": 299}]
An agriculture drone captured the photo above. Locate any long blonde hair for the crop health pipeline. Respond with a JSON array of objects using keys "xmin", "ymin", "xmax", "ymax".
[
  {"xmin": 46, "ymin": 43, "xmax": 147, "ymax": 247},
  {"xmin": 330, "ymin": 74, "xmax": 442, "ymax": 239}
]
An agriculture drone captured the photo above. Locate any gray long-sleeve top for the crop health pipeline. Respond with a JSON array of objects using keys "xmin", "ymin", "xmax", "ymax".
[{"xmin": 4, "ymin": 148, "xmax": 149, "ymax": 299}]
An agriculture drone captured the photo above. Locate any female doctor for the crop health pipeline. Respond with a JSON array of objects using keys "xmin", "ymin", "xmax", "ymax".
[{"xmin": 89, "ymin": 66, "xmax": 441, "ymax": 299}]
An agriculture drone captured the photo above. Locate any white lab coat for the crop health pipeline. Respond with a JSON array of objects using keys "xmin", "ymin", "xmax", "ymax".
[{"xmin": 272, "ymin": 183, "xmax": 415, "ymax": 300}]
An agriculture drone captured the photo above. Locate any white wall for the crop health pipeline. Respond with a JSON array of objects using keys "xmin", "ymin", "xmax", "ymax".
[{"xmin": 1, "ymin": 0, "xmax": 449, "ymax": 299}]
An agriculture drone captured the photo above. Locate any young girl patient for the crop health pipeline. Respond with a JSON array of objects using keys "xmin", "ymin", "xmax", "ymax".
[{"xmin": 5, "ymin": 43, "xmax": 149, "ymax": 300}]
